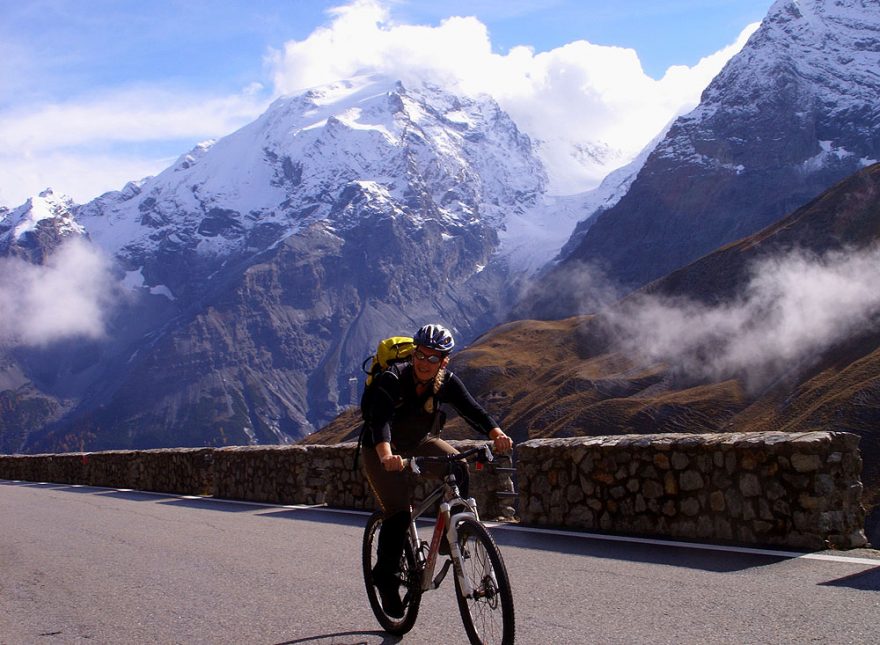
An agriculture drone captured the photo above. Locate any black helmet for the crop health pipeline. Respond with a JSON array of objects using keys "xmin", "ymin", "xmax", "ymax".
[{"xmin": 414, "ymin": 324, "xmax": 455, "ymax": 353}]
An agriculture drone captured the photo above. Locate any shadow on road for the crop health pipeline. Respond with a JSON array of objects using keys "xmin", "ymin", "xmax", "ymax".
[
  {"xmin": 490, "ymin": 525, "xmax": 791, "ymax": 573},
  {"xmin": 258, "ymin": 507, "xmax": 368, "ymax": 529},
  {"xmin": 2, "ymin": 481, "xmax": 71, "ymax": 489},
  {"xmin": 272, "ymin": 629, "xmax": 400, "ymax": 644},
  {"xmin": 158, "ymin": 497, "xmax": 262, "ymax": 512},
  {"xmin": 818, "ymin": 566, "xmax": 880, "ymax": 591},
  {"xmin": 101, "ymin": 490, "xmax": 180, "ymax": 502},
  {"xmin": 1, "ymin": 481, "xmax": 179, "ymax": 503}
]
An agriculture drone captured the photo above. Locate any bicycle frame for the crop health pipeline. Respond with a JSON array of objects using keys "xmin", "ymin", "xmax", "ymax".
[{"xmin": 406, "ymin": 471, "xmax": 481, "ymax": 596}]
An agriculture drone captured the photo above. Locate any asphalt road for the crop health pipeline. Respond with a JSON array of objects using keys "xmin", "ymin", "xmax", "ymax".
[{"xmin": 2, "ymin": 480, "xmax": 879, "ymax": 644}]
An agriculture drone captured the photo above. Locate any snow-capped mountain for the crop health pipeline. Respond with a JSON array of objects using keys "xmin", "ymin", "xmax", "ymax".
[
  {"xmin": 0, "ymin": 189, "xmax": 85, "ymax": 263},
  {"xmin": 82, "ymin": 76, "xmax": 544, "ymax": 254},
  {"xmin": 1, "ymin": 77, "xmax": 585, "ymax": 451},
  {"xmin": 71, "ymin": 76, "xmax": 588, "ymax": 291},
  {"xmin": 547, "ymin": 0, "xmax": 880, "ymax": 299}
]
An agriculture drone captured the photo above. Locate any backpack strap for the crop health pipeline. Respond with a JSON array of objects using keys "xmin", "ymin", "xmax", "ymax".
[
  {"xmin": 354, "ymin": 363, "xmax": 405, "ymax": 471},
  {"xmin": 353, "ymin": 421, "xmax": 367, "ymax": 472}
]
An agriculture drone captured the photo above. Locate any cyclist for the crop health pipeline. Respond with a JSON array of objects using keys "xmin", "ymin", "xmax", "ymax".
[{"xmin": 361, "ymin": 323, "xmax": 513, "ymax": 618}]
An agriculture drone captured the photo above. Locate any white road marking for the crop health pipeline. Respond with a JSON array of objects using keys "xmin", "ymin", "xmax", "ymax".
[{"xmin": 482, "ymin": 521, "xmax": 880, "ymax": 566}]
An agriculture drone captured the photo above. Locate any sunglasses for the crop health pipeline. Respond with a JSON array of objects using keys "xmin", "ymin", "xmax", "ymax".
[{"xmin": 413, "ymin": 350, "xmax": 444, "ymax": 364}]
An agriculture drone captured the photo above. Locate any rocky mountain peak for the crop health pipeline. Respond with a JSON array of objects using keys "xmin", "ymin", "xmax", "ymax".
[
  {"xmin": 0, "ymin": 189, "xmax": 85, "ymax": 263},
  {"xmin": 545, "ymin": 0, "xmax": 880, "ymax": 304},
  {"xmin": 74, "ymin": 76, "xmax": 548, "ymax": 272}
]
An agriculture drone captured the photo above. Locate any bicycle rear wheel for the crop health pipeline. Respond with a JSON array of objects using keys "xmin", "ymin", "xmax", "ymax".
[
  {"xmin": 362, "ymin": 511, "xmax": 422, "ymax": 635},
  {"xmin": 453, "ymin": 518, "xmax": 515, "ymax": 645}
]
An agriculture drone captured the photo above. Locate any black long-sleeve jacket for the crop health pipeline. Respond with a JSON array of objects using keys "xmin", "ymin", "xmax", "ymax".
[{"xmin": 363, "ymin": 363, "xmax": 498, "ymax": 451}]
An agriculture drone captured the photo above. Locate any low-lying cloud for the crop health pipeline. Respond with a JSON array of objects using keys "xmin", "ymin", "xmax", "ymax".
[
  {"xmin": 606, "ymin": 247, "xmax": 880, "ymax": 391},
  {"xmin": 0, "ymin": 239, "xmax": 118, "ymax": 348}
]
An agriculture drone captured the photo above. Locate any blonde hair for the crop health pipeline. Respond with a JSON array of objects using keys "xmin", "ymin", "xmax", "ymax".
[
  {"xmin": 423, "ymin": 366, "xmax": 447, "ymax": 413},
  {"xmin": 433, "ymin": 366, "xmax": 447, "ymax": 395}
]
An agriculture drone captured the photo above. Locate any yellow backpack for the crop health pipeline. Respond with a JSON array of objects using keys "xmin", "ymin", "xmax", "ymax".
[
  {"xmin": 354, "ymin": 336, "xmax": 415, "ymax": 470},
  {"xmin": 360, "ymin": 336, "xmax": 415, "ymax": 419},
  {"xmin": 362, "ymin": 336, "xmax": 415, "ymax": 385}
]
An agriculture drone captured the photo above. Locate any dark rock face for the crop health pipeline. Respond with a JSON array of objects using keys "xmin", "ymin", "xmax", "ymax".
[
  {"xmin": 0, "ymin": 387, "xmax": 62, "ymax": 454},
  {"xmin": 551, "ymin": 0, "xmax": 880, "ymax": 299},
  {"xmin": 643, "ymin": 163, "xmax": 880, "ymax": 305},
  {"xmin": 32, "ymin": 213, "xmax": 504, "ymax": 450}
]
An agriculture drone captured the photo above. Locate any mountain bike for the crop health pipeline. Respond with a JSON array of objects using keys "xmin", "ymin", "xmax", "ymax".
[{"xmin": 362, "ymin": 444, "xmax": 515, "ymax": 645}]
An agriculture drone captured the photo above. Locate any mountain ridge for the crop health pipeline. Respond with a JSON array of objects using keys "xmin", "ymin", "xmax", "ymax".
[{"xmin": 541, "ymin": 0, "xmax": 880, "ymax": 308}]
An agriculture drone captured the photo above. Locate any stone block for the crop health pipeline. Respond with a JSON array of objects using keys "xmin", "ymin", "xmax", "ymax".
[
  {"xmin": 664, "ymin": 472, "xmax": 679, "ymax": 495},
  {"xmin": 791, "ymin": 453, "xmax": 822, "ymax": 473},
  {"xmin": 653, "ymin": 453, "xmax": 670, "ymax": 470},
  {"xmin": 681, "ymin": 498, "xmax": 701, "ymax": 517},
  {"xmin": 738, "ymin": 473, "xmax": 761, "ymax": 497},
  {"xmin": 671, "ymin": 452, "xmax": 689, "ymax": 470},
  {"xmin": 642, "ymin": 479, "xmax": 664, "ymax": 499},
  {"xmin": 680, "ymin": 470, "xmax": 704, "ymax": 492}
]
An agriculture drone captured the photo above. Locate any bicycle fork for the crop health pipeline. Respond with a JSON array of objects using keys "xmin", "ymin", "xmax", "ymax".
[
  {"xmin": 407, "ymin": 497, "xmax": 493, "ymax": 598},
  {"xmin": 448, "ymin": 500, "xmax": 496, "ymax": 599},
  {"xmin": 446, "ymin": 502, "xmax": 478, "ymax": 598}
]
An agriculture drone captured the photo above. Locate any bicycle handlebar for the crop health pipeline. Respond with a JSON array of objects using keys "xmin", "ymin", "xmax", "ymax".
[{"xmin": 403, "ymin": 444, "xmax": 495, "ymax": 476}]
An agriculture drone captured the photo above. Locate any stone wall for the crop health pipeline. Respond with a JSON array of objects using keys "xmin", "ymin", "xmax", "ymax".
[
  {"xmin": 517, "ymin": 432, "xmax": 866, "ymax": 550},
  {"xmin": 0, "ymin": 432, "xmax": 867, "ymax": 550},
  {"xmin": 0, "ymin": 441, "xmax": 514, "ymax": 519},
  {"xmin": 0, "ymin": 448, "xmax": 213, "ymax": 495},
  {"xmin": 207, "ymin": 441, "xmax": 515, "ymax": 517}
]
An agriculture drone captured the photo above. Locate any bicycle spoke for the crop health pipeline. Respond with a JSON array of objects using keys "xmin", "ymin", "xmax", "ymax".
[
  {"xmin": 362, "ymin": 511, "xmax": 422, "ymax": 635},
  {"xmin": 454, "ymin": 518, "xmax": 515, "ymax": 645}
]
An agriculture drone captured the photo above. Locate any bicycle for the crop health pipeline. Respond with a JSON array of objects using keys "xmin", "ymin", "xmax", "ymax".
[{"xmin": 362, "ymin": 444, "xmax": 515, "ymax": 645}]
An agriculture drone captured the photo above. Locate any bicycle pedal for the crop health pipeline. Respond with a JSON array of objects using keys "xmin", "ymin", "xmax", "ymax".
[{"xmin": 432, "ymin": 559, "xmax": 452, "ymax": 589}]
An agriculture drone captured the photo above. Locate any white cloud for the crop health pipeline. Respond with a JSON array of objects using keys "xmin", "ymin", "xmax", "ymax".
[
  {"xmin": 0, "ymin": 239, "xmax": 119, "ymax": 348},
  {"xmin": 0, "ymin": 0, "xmax": 759, "ymax": 207},
  {"xmin": 607, "ymin": 247, "xmax": 880, "ymax": 391},
  {"xmin": 0, "ymin": 86, "xmax": 270, "ymax": 207},
  {"xmin": 0, "ymin": 86, "xmax": 266, "ymax": 151},
  {"xmin": 0, "ymin": 151, "xmax": 170, "ymax": 208},
  {"xmin": 268, "ymin": 0, "xmax": 759, "ymax": 194}
]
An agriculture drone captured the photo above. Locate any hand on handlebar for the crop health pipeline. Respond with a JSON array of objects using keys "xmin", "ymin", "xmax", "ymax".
[
  {"xmin": 489, "ymin": 428, "xmax": 513, "ymax": 455},
  {"xmin": 381, "ymin": 453, "xmax": 405, "ymax": 472}
]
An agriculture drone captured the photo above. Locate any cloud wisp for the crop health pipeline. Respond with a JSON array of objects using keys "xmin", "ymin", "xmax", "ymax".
[
  {"xmin": 0, "ymin": 239, "xmax": 119, "ymax": 348},
  {"xmin": 605, "ymin": 247, "xmax": 880, "ymax": 391}
]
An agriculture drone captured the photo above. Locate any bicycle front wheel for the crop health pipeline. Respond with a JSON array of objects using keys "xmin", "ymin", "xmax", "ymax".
[
  {"xmin": 453, "ymin": 518, "xmax": 515, "ymax": 645},
  {"xmin": 362, "ymin": 511, "xmax": 421, "ymax": 635}
]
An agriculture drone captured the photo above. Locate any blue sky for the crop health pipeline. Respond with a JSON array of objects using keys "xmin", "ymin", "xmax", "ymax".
[{"xmin": 0, "ymin": 0, "xmax": 774, "ymax": 206}]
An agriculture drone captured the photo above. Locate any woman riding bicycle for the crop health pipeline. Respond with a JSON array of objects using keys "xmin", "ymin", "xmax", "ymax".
[{"xmin": 361, "ymin": 323, "xmax": 513, "ymax": 618}]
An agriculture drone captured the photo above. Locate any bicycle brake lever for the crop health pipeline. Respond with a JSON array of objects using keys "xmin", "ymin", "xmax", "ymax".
[{"xmin": 407, "ymin": 458, "xmax": 421, "ymax": 475}]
